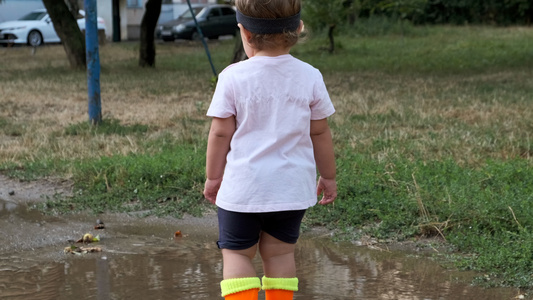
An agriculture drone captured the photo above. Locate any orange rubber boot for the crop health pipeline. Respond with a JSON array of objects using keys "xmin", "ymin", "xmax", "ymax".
[
  {"xmin": 225, "ymin": 288, "xmax": 260, "ymax": 300},
  {"xmin": 262, "ymin": 277, "xmax": 298, "ymax": 300},
  {"xmin": 265, "ymin": 289, "xmax": 294, "ymax": 300},
  {"xmin": 221, "ymin": 277, "xmax": 261, "ymax": 300}
]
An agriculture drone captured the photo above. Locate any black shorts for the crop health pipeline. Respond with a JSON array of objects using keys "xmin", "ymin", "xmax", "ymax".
[{"xmin": 217, "ymin": 207, "xmax": 306, "ymax": 250}]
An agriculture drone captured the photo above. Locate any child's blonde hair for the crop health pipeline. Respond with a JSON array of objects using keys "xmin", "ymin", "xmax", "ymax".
[{"xmin": 234, "ymin": 0, "xmax": 302, "ymax": 50}]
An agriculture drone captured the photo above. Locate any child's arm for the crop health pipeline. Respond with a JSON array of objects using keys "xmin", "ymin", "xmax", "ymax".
[
  {"xmin": 204, "ymin": 116, "xmax": 236, "ymax": 204},
  {"xmin": 310, "ymin": 118, "xmax": 337, "ymax": 205}
]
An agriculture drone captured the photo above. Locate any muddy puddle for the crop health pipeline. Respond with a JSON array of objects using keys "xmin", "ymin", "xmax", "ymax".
[{"xmin": 0, "ymin": 195, "xmax": 524, "ymax": 300}]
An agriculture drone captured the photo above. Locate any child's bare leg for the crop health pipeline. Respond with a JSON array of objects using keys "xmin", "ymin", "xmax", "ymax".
[
  {"xmin": 220, "ymin": 246, "xmax": 261, "ymax": 299},
  {"xmin": 259, "ymin": 232, "xmax": 299, "ymax": 300},
  {"xmin": 259, "ymin": 232, "xmax": 296, "ymax": 277},
  {"xmin": 222, "ymin": 246, "xmax": 258, "ymax": 279}
]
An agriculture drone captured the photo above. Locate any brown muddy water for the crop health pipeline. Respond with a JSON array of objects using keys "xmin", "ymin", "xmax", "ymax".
[{"xmin": 0, "ymin": 180, "xmax": 524, "ymax": 300}]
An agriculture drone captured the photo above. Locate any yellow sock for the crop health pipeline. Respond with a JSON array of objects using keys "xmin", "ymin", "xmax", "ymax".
[
  {"xmin": 220, "ymin": 277, "xmax": 261, "ymax": 299},
  {"xmin": 262, "ymin": 276, "xmax": 298, "ymax": 300}
]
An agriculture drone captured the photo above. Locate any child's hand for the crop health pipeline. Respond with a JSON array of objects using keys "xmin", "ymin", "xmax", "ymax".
[
  {"xmin": 317, "ymin": 176, "xmax": 337, "ymax": 205},
  {"xmin": 204, "ymin": 178, "xmax": 222, "ymax": 205}
]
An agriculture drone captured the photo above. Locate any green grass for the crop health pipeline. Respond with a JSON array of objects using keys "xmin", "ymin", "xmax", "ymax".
[
  {"xmin": 1, "ymin": 25, "xmax": 532, "ymax": 291},
  {"xmin": 297, "ymin": 25, "xmax": 533, "ymax": 74},
  {"xmin": 41, "ymin": 142, "xmax": 208, "ymax": 218},
  {"xmin": 64, "ymin": 118, "xmax": 150, "ymax": 136}
]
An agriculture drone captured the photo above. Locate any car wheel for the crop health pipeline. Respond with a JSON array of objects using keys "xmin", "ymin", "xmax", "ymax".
[
  {"xmin": 27, "ymin": 30, "xmax": 43, "ymax": 47},
  {"xmin": 191, "ymin": 31, "xmax": 202, "ymax": 41}
]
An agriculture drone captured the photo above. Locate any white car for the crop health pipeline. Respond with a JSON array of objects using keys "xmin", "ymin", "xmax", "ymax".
[{"xmin": 0, "ymin": 9, "xmax": 106, "ymax": 47}]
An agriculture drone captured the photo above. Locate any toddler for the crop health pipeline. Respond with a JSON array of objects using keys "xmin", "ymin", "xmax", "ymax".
[{"xmin": 204, "ymin": 0, "xmax": 337, "ymax": 299}]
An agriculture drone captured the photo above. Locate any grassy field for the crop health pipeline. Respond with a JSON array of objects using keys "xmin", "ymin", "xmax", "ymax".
[{"xmin": 1, "ymin": 25, "xmax": 532, "ymax": 290}]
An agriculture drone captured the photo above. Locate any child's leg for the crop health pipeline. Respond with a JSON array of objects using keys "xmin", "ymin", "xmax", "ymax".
[
  {"xmin": 218, "ymin": 208, "xmax": 262, "ymax": 299},
  {"xmin": 222, "ymin": 246, "xmax": 258, "ymax": 279},
  {"xmin": 259, "ymin": 232, "xmax": 299, "ymax": 300},
  {"xmin": 259, "ymin": 232, "xmax": 296, "ymax": 277},
  {"xmin": 220, "ymin": 246, "xmax": 261, "ymax": 299}
]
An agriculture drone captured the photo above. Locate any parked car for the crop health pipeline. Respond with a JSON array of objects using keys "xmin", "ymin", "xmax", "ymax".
[
  {"xmin": 157, "ymin": 4, "xmax": 237, "ymax": 41},
  {"xmin": 0, "ymin": 9, "xmax": 106, "ymax": 47}
]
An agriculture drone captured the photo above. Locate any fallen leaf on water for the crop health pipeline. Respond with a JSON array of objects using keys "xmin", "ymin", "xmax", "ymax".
[
  {"xmin": 174, "ymin": 230, "xmax": 188, "ymax": 239},
  {"xmin": 64, "ymin": 245, "xmax": 102, "ymax": 254},
  {"xmin": 75, "ymin": 233, "xmax": 100, "ymax": 243}
]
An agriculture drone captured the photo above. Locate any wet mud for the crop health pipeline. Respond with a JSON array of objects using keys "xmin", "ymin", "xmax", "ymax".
[{"xmin": 0, "ymin": 176, "xmax": 524, "ymax": 299}]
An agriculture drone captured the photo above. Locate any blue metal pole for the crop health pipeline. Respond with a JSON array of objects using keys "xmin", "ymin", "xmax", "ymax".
[
  {"xmin": 186, "ymin": 0, "xmax": 217, "ymax": 78},
  {"xmin": 85, "ymin": 0, "xmax": 102, "ymax": 125}
]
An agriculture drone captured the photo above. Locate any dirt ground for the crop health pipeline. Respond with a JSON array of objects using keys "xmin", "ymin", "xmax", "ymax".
[
  {"xmin": 0, "ymin": 174, "xmax": 443, "ymax": 256},
  {"xmin": 0, "ymin": 174, "xmax": 218, "ymax": 258},
  {"xmin": 0, "ymin": 175, "xmax": 73, "ymax": 204},
  {"xmin": 0, "ymin": 175, "xmax": 528, "ymax": 300}
]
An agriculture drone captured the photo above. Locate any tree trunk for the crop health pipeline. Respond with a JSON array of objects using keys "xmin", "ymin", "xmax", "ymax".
[
  {"xmin": 42, "ymin": 0, "xmax": 86, "ymax": 69},
  {"xmin": 65, "ymin": 0, "xmax": 79, "ymax": 16},
  {"xmin": 139, "ymin": 0, "xmax": 162, "ymax": 67},
  {"xmin": 328, "ymin": 24, "xmax": 336, "ymax": 54}
]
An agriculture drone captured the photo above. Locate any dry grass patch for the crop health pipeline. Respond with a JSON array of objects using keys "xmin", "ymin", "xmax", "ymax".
[
  {"xmin": 0, "ymin": 44, "xmax": 217, "ymax": 166},
  {"xmin": 326, "ymin": 70, "xmax": 532, "ymax": 164},
  {"xmin": 1, "ymin": 31, "xmax": 532, "ymax": 168}
]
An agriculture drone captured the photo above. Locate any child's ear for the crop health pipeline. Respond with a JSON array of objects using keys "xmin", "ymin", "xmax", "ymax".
[
  {"xmin": 298, "ymin": 20, "xmax": 305, "ymax": 34},
  {"xmin": 238, "ymin": 23, "xmax": 253, "ymax": 43}
]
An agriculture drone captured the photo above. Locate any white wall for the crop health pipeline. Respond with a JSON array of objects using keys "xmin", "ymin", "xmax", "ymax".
[
  {"xmin": 95, "ymin": 0, "xmax": 112, "ymax": 40},
  {"xmin": 93, "ymin": 0, "xmax": 127, "ymax": 40},
  {"xmin": 84, "ymin": 0, "xmax": 127, "ymax": 41},
  {"xmin": 0, "ymin": 0, "xmax": 45, "ymax": 23},
  {"xmin": 159, "ymin": 4, "xmax": 174, "ymax": 24}
]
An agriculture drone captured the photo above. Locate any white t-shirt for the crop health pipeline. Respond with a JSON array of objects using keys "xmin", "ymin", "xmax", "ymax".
[{"xmin": 207, "ymin": 54, "xmax": 335, "ymax": 212}]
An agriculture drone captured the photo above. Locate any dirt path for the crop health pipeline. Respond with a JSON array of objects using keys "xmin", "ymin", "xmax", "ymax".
[
  {"xmin": 0, "ymin": 175, "xmax": 73, "ymax": 204},
  {"xmin": 0, "ymin": 174, "xmax": 218, "ymax": 259}
]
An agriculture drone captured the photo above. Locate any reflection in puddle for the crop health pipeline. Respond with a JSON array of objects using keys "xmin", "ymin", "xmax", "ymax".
[
  {"xmin": 0, "ymin": 230, "xmax": 519, "ymax": 300},
  {"xmin": 0, "ymin": 198, "xmax": 520, "ymax": 300},
  {"xmin": 0, "ymin": 199, "xmax": 19, "ymax": 216},
  {"xmin": 295, "ymin": 239, "xmax": 511, "ymax": 299}
]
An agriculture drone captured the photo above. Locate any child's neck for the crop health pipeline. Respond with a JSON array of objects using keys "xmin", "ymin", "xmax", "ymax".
[{"xmin": 252, "ymin": 47, "xmax": 291, "ymax": 57}]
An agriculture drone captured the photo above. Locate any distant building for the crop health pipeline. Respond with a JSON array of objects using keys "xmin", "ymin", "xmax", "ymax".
[
  {"xmin": 0, "ymin": 0, "xmax": 114, "ymax": 40},
  {"xmin": 126, "ymin": 0, "xmax": 218, "ymax": 40},
  {"xmin": 0, "ymin": 0, "xmax": 45, "ymax": 23},
  {"xmin": 0, "ymin": 0, "xmax": 224, "ymax": 41}
]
